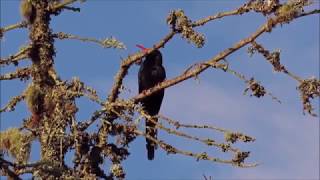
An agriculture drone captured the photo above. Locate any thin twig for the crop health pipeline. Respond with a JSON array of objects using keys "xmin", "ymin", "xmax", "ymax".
[
  {"xmin": 0, "ymin": 21, "xmax": 28, "ymax": 39},
  {"xmin": 53, "ymin": 32, "xmax": 126, "ymax": 49},
  {"xmin": 158, "ymin": 114, "xmax": 255, "ymax": 144},
  {"xmin": 192, "ymin": 4, "xmax": 250, "ymax": 27},
  {"xmin": 49, "ymin": 0, "xmax": 80, "ymax": 12},
  {"xmin": 159, "ymin": 114, "xmax": 231, "ymax": 133},
  {"xmin": 139, "ymin": 110, "xmax": 241, "ymax": 153},
  {"xmin": 0, "ymin": 94, "xmax": 25, "ymax": 113},
  {"xmin": 0, "ymin": 67, "xmax": 31, "ymax": 81},
  {"xmin": 0, "ymin": 157, "xmax": 48, "ymax": 169},
  {"xmin": 224, "ymin": 66, "xmax": 282, "ymax": 103},
  {"xmin": 134, "ymin": 129, "xmax": 258, "ymax": 168},
  {"xmin": 61, "ymin": 6, "xmax": 81, "ymax": 12},
  {"xmin": 250, "ymin": 41, "xmax": 303, "ymax": 82},
  {"xmin": 0, "ymin": 45, "xmax": 31, "ymax": 67}
]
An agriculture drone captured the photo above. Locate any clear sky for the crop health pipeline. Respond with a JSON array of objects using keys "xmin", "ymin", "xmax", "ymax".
[{"xmin": 1, "ymin": 0, "xmax": 319, "ymax": 179}]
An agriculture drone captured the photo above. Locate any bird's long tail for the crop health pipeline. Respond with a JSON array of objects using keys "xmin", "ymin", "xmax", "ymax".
[{"xmin": 146, "ymin": 117, "xmax": 157, "ymax": 160}]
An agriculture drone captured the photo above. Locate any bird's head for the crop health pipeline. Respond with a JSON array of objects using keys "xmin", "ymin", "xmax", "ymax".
[{"xmin": 136, "ymin": 44, "xmax": 162, "ymax": 66}]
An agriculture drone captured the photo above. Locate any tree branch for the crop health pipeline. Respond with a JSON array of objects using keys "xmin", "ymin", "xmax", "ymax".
[
  {"xmin": 159, "ymin": 114, "xmax": 255, "ymax": 144},
  {"xmin": 139, "ymin": 110, "xmax": 245, "ymax": 153},
  {"xmin": 0, "ymin": 21, "xmax": 28, "ymax": 39},
  {"xmin": 134, "ymin": 129, "xmax": 258, "ymax": 168},
  {"xmin": 0, "ymin": 45, "xmax": 31, "ymax": 67},
  {"xmin": 131, "ymin": 9, "xmax": 320, "ymax": 103},
  {"xmin": 0, "ymin": 67, "xmax": 31, "ymax": 81},
  {"xmin": 48, "ymin": 0, "xmax": 83, "ymax": 12},
  {"xmin": 192, "ymin": 3, "xmax": 251, "ymax": 27},
  {"xmin": 0, "ymin": 94, "xmax": 25, "ymax": 113},
  {"xmin": 53, "ymin": 32, "xmax": 126, "ymax": 49},
  {"xmin": 106, "ymin": 1, "xmax": 277, "ymax": 104}
]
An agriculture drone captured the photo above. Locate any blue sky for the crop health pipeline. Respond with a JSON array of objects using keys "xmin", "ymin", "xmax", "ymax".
[{"xmin": 1, "ymin": 0, "xmax": 319, "ymax": 179}]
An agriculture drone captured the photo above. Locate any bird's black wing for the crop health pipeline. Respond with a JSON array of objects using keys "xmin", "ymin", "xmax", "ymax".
[{"xmin": 138, "ymin": 61, "xmax": 166, "ymax": 160}]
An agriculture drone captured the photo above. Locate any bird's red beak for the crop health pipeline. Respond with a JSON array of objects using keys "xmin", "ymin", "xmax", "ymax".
[{"xmin": 136, "ymin": 44, "xmax": 149, "ymax": 53}]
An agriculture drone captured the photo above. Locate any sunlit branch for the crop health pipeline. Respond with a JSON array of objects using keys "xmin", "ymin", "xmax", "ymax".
[
  {"xmin": 78, "ymin": 109, "xmax": 105, "ymax": 131},
  {"xmin": 0, "ymin": 94, "xmax": 25, "ymax": 113},
  {"xmin": 159, "ymin": 114, "xmax": 255, "ymax": 144},
  {"xmin": 53, "ymin": 32, "xmax": 126, "ymax": 49},
  {"xmin": 139, "ymin": 110, "xmax": 242, "ymax": 153},
  {"xmin": 192, "ymin": 3, "xmax": 251, "ymax": 27},
  {"xmin": 49, "ymin": 0, "xmax": 83, "ymax": 12},
  {"xmin": 0, "ymin": 21, "xmax": 28, "ymax": 39},
  {"xmin": 134, "ymin": 129, "xmax": 258, "ymax": 168},
  {"xmin": 0, "ymin": 45, "xmax": 31, "ymax": 67},
  {"xmin": 0, "ymin": 157, "xmax": 66, "ymax": 177},
  {"xmin": 159, "ymin": 114, "xmax": 229, "ymax": 133},
  {"xmin": 0, "ymin": 67, "xmax": 31, "ymax": 81},
  {"xmin": 0, "ymin": 157, "xmax": 48, "ymax": 169}
]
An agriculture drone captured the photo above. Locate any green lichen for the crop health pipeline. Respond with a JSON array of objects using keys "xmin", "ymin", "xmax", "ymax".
[
  {"xmin": 20, "ymin": 0, "xmax": 36, "ymax": 24},
  {"xmin": 167, "ymin": 9, "xmax": 205, "ymax": 48},
  {"xmin": 25, "ymin": 83, "xmax": 45, "ymax": 114},
  {"xmin": 0, "ymin": 128, "xmax": 34, "ymax": 163}
]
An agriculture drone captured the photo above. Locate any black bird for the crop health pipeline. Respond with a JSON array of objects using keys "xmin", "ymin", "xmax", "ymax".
[{"xmin": 137, "ymin": 44, "xmax": 166, "ymax": 160}]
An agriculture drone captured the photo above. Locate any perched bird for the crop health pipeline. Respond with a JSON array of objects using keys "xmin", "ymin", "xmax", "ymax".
[{"xmin": 137, "ymin": 44, "xmax": 166, "ymax": 160}]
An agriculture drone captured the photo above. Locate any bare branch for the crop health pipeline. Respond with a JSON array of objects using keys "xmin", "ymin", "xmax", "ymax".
[
  {"xmin": 192, "ymin": 3, "xmax": 251, "ymax": 27},
  {"xmin": 159, "ymin": 114, "xmax": 230, "ymax": 133},
  {"xmin": 0, "ymin": 67, "xmax": 31, "ymax": 81},
  {"xmin": 0, "ymin": 164, "xmax": 22, "ymax": 180},
  {"xmin": 0, "ymin": 157, "xmax": 48, "ymax": 169},
  {"xmin": 48, "ymin": 0, "xmax": 84, "ymax": 12},
  {"xmin": 78, "ymin": 109, "xmax": 105, "ymax": 131},
  {"xmin": 61, "ymin": 6, "xmax": 81, "ymax": 12},
  {"xmin": 159, "ymin": 114, "xmax": 255, "ymax": 144},
  {"xmin": 0, "ymin": 45, "xmax": 31, "ymax": 67},
  {"xmin": 0, "ymin": 21, "xmax": 28, "ymax": 39},
  {"xmin": 299, "ymin": 9, "xmax": 320, "ymax": 17},
  {"xmin": 53, "ymin": 32, "xmax": 126, "ymax": 49},
  {"xmin": 139, "ymin": 109, "xmax": 242, "ymax": 153},
  {"xmin": 134, "ymin": 129, "xmax": 258, "ymax": 168},
  {"xmin": 0, "ymin": 94, "xmax": 25, "ymax": 113}
]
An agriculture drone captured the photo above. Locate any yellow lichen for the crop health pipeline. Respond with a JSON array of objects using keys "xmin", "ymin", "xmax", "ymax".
[
  {"xmin": 20, "ymin": 0, "xmax": 36, "ymax": 24},
  {"xmin": 25, "ymin": 83, "xmax": 44, "ymax": 114},
  {"xmin": 0, "ymin": 128, "xmax": 34, "ymax": 163}
]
